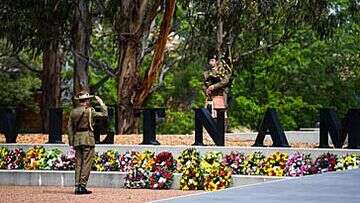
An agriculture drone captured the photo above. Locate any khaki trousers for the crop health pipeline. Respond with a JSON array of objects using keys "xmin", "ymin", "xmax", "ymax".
[{"xmin": 74, "ymin": 146, "xmax": 95, "ymax": 187}]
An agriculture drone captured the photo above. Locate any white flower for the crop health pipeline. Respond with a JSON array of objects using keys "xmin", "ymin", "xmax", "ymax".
[
  {"xmin": 158, "ymin": 177, "xmax": 167, "ymax": 183},
  {"xmin": 189, "ymin": 179, "xmax": 194, "ymax": 184}
]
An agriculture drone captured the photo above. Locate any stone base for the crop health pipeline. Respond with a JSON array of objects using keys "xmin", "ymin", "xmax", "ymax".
[{"xmin": 0, "ymin": 170, "xmax": 286, "ymax": 189}]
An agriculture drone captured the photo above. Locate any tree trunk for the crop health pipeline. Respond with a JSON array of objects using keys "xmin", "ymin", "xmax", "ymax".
[
  {"xmin": 116, "ymin": 41, "xmax": 141, "ymax": 134},
  {"xmin": 115, "ymin": 0, "xmax": 162, "ymax": 134},
  {"xmin": 134, "ymin": 0, "xmax": 176, "ymax": 106},
  {"xmin": 41, "ymin": 42, "xmax": 62, "ymax": 133},
  {"xmin": 72, "ymin": 0, "xmax": 90, "ymax": 96}
]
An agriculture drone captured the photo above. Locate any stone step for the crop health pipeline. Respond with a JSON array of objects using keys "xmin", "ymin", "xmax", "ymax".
[{"xmin": 0, "ymin": 170, "xmax": 286, "ymax": 189}]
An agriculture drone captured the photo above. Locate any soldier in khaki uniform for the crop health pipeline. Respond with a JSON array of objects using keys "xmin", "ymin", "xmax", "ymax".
[
  {"xmin": 203, "ymin": 54, "xmax": 232, "ymax": 117},
  {"xmin": 68, "ymin": 90, "xmax": 108, "ymax": 195}
]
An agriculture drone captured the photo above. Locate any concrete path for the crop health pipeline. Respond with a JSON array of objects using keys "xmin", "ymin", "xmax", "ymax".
[
  {"xmin": 153, "ymin": 168, "xmax": 360, "ymax": 203},
  {"xmin": 0, "ymin": 186, "xmax": 198, "ymax": 203}
]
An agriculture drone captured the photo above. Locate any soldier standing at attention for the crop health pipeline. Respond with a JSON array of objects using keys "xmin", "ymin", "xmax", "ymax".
[
  {"xmin": 203, "ymin": 54, "xmax": 232, "ymax": 118},
  {"xmin": 68, "ymin": 90, "xmax": 108, "ymax": 195}
]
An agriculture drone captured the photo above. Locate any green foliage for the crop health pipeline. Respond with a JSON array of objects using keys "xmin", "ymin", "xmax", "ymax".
[
  {"xmin": 89, "ymin": 69, "xmax": 117, "ymax": 105},
  {"xmin": 146, "ymin": 58, "xmax": 206, "ymax": 134},
  {"xmin": 0, "ymin": 0, "xmax": 359, "ymax": 133},
  {"xmin": 87, "ymin": 24, "xmax": 118, "ymax": 105},
  {"xmin": 157, "ymin": 110, "xmax": 194, "ymax": 134},
  {"xmin": 154, "ymin": 0, "xmax": 359, "ymax": 132},
  {"xmin": 230, "ymin": 21, "xmax": 360, "ymax": 130},
  {"xmin": 0, "ymin": 74, "xmax": 41, "ymax": 109},
  {"xmin": 146, "ymin": 58, "xmax": 206, "ymax": 108},
  {"xmin": 0, "ymin": 0, "xmax": 74, "ymax": 54}
]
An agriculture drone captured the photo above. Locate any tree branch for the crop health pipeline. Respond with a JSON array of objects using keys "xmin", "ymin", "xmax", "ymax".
[
  {"xmin": 150, "ymin": 59, "xmax": 176, "ymax": 93},
  {"xmin": 144, "ymin": 41, "xmax": 156, "ymax": 55},
  {"xmin": 239, "ymin": 41, "xmax": 282, "ymax": 57},
  {"xmin": 14, "ymin": 56, "xmax": 41, "ymax": 75},
  {"xmin": 233, "ymin": 31, "xmax": 294, "ymax": 65},
  {"xmin": 70, "ymin": 48, "xmax": 116, "ymax": 77},
  {"xmin": 90, "ymin": 74, "xmax": 111, "ymax": 94},
  {"xmin": 134, "ymin": 0, "xmax": 176, "ymax": 107},
  {"xmin": 137, "ymin": 0, "xmax": 163, "ymax": 38}
]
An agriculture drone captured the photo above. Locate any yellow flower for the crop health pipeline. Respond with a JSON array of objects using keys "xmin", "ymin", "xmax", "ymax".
[{"xmin": 206, "ymin": 182, "xmax": 217, "ymax": 191}]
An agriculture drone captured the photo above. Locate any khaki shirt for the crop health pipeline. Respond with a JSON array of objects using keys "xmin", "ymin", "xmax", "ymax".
[{"xmin": 67, "ymin": 104, "xmax": 108, "ymax": 147}]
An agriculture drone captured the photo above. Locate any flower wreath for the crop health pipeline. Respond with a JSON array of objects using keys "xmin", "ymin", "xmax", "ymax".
[
  {"xmin": 314, "ymin": 153, "xmax": 337, "ymax": 173},
  {"xmin": 53, "ymin": 148, "xmax": 75, "ymax": 170},
  {"xmin": 24, "ymin": 146, "xmax": 46, "ymax": 170},
  {"xmin": 335, "ymin": 154, "xmax": 360, "ymax": 171},
  {"xmin": 4, "ymin": 148, "xmax": 26, "ymax": 169},
  {"xmin": 263, "ymin": 152, "xmax": 288, "ymax": 176},
  {"xmin": 200, "ymin": 151, "xmax": 223, "ymax": 174},
  {"xmin": 201, "ymin": 151, "xmax": 231, "ymax": 191},
  {"xmin": 119, "ymin": 151, "xmax": 139, "ymax": 172},
  {"xmin": 39, "ymin": 148, "xmax": 62, "ymax": 170},
  {"xmin": 180, "ymin": 165, "xmax": 204, "ymax": 190},
  {"xmin": 240, "ymin": 151, "xmax": 266, "ymax": 175},
  {"xmin": 155, "ymin": 151, "xmax": 177, "ymax": 172},
  {"xmin": 204, "ymin": 165, "xmax": 232, "ymax": 191},
  {"xmin": 285, "ymin": 152, "xmax": 313, "ymax": 177},
  {"xmin": 132, "ymin": 150, "xmax": 155, "ymax": 172},
  {"xmin": 222, "ymin": 151, "xmax": 246, "ymax": 175},
  {"xmin": 177, "ymin": 148, "xmax": 204, "ymax": 190},
  {"xmin": 94, "ymin": 150, "xmax": 120, "ymax": 171},
  {"xmin": 149, "ymin": 168, "xmax": 174, "ymax": 189},
  {"xmin": 0, "ymin": 147, "xmax": 10, "ymax": 169},
  {"xmin": 177, "ymin": 148, "xmax": 201, "ymax": 172},
  {"xmin": 124, "ymin": 167, "xmax": 151, "ymax": 189}
]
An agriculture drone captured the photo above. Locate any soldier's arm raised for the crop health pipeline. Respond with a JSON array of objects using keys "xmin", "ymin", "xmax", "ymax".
[{"xmin": 92, "ymin": 96, "xmax": 108, "ymax": 118}]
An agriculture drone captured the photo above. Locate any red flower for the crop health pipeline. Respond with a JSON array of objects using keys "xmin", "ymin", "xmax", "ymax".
[
  {"xmin": 149, "ymin": 168, "xmax": 174, "ymax": 189},
  {"xmin": 219, "ymin": 170, "xmax": 225, "ymax": 176},
  {"xmin": 155, "ymin": 151, "xmax": 176, "ymax": 172}
]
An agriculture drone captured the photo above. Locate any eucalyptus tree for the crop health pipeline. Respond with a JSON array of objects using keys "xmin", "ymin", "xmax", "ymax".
[
  {"xmin": 176, "ymin": 0, "xmax": 356, "ymax": 67},
  {"xmin": 165, "ymin": 0, "xmax": 359, "ymax": 130},
  {"xmin": 95, "ymin": 0, "xmax": 177, "ymax": 133},
  {"xmin": 0, "ymin": 0, "xmax": 74, "ymax": 131},
  {"xmin": 72, "ymin": 0, "xmax": 92, "ymax": 94}
]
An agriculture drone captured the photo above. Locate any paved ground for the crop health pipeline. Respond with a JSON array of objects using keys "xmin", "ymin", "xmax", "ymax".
[
  {"xmin": 153, "ymin": 168, "xmax": 360, "ymax": 203},
  {"xmin": 0, "ymin": 186, "xmax": 197, "ymax": 203}
]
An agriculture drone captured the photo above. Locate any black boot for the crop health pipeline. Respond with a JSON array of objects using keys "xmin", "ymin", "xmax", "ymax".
[
  {"xmin": 75, "ymin": 186, "xmax": 92, "ymax": 195},
  {"xmin": 74, "ymin": 186, "xmax": 81, "ymax": 194}
]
